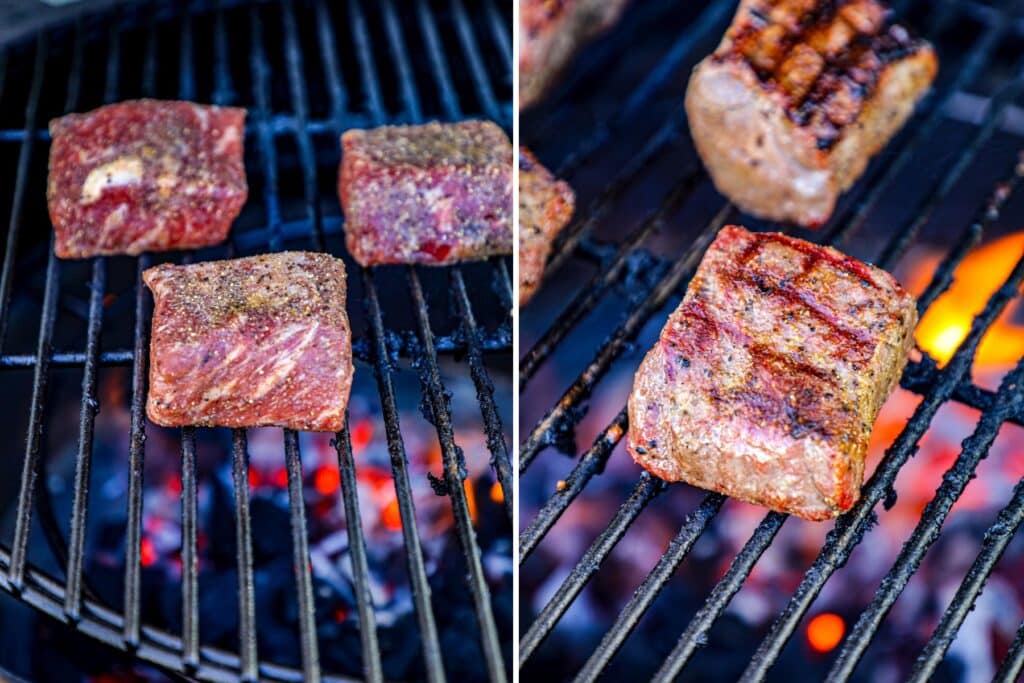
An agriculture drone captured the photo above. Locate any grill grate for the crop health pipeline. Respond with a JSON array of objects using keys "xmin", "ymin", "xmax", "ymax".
[
  {"xmin": 0, "ymin": 1, "xmax": 512, "ymax": 682},
  {"xmin": 519, "ymin": 0, "xmax": 1024, "ymax": 681}
]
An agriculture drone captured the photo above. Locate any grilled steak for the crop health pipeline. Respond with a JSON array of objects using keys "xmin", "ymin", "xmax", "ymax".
[
  {"xmin": 339, "ymin": 121, "xmax": 513, "ymax": 267},
  {"xmin": 519, "ymin": 148, "xmax": 575, "ymax": 305},
  {"xmin": 48, "ymin": 99, "xmax": 247, "ymax": 259},
  {"xmin": 627, "ymin": 225, "xmax": 916, "ymax": 520},
  {"xmin": 144, "ymin": 252, "xmax": 353, "ymax": 432},
  {"xmin": 685, "ymin": 0, "xmax": 937, "ymax": 228},
  {"xmin": 520, "ymin": 0, "xmax": 630, "ymax": 110}
]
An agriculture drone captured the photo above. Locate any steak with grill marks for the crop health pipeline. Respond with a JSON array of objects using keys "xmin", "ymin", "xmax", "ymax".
[
  {"xmin": 519, "ymin": 147, "xmax": 575, "ymax": 305},
  {"xmin": 519, "ymin": 0, "xmax": 630, "ymax": 110},
  {"xmin": 48, "ymin": 99, "xmax": 247, "ymax": 259},
  {"xmin": 685, "ymin": 0, "xmax": 937, "ymax": 227},
  {"xmin": 144, "ymin": 252, "xmax": 353, "ymax": 432},
  {"xmin": 339, "ymin": 121, "xmax": 513, "ymax": 267},
  {"xmin": 627, "ymin": 225, "xmax": 917, "ymax": 521}
]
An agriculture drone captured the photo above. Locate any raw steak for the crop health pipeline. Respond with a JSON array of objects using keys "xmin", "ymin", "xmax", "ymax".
[
  {"xmin": 338, "ymin": 120, "xmax": 513, "ymax": 267},
  {"xmin": 518, "ymin": 147, "xmax": 574, "ymax": 305},
  {"xmin": 144, "ymin": 252, "xmax": 353, "ymax": 432},
  {"xmin": 48, "ymin": 99, "xmax": 247, "ymax": 259},
  {"xmin": 686, "ymin": 0, "xmax": 936, "ymax": 227},
  {"xmin": 627, "ymin": 225, "xmax": 917, "ymax": 521},
  {"xmin": 520, "ymin": 0, "xmax": 630, "ymax": 109}
]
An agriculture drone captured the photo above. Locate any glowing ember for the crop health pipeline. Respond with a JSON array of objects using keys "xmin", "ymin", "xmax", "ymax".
[
  {"xmin": 271, "ymin": 468, "xmax": 288, "ymax": 488},
  {"xmin": 314, "ymin": 465, "xmax": 341, "ymax": 495},
  {"xmin": 490, "ymin": 480, "xmax": 504, "ymax": 504},
  {"xmin": 807, "ymin": 613, "xmax": 845, "ymax": 653},
  {"xmin": 381, "ymin": 499, "xmax": 402, "ymax": 531},
  {"xmin": 140, "ymin": 537, "xmax": 157, "ymax": 567},
  {"xmin": 911, "ymin": 232, "xmax": 1024, "ymax": 367},
  {"xmin": 465, "ymin": 479, "xmax": 478, "ymax": 524},
  {"xmin": 351, "ymin": 420, "xmax": 373, "ymax": 451}
]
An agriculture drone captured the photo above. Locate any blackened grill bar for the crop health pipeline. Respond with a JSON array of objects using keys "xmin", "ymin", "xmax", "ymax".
[
  {"xmin": 520, "ymin": 0, "xmax": 1024, "ymax": 681},
  {"xmin": 0, "ymin": 1, "xmax": 512, "ymax": 682}
]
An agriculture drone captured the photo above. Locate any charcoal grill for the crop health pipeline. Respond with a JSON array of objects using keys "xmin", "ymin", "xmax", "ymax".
[
  {"xmin": 520, "ymin": 0, "xmax": 1024, "ymax": 680},
  {"xmin": 0, "ymin": 1, "xmax": 512, "ymax": 682}
]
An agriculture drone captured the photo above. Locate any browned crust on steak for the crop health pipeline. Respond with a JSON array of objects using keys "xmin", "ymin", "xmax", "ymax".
[
  {"xmin": 685, "ymin": 0, "xmax": 937, "ymax": 227},
  {"xmin": 518, "ymin": 147, "xmax": 575, "ymax": 305},
  {"xmin": 627, "ymin": 225, "xmax": 917, "ymax": 520}
]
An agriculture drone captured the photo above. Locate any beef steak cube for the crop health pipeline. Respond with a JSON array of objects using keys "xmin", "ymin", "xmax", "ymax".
[
  {"xmin": 339, "ymin": 120, "xmax": 513, "ymax": 267},
  {"xmin": 144, "ymin": 252, "xmax": 353, "ymax": 432},
  {"xmin": 627, "ymin": 225, "xmax": 917, "ymax": 521},
  {"xmin": 518, "ymin": 147, "xmax": 574, "ymax": 305},
  {"xmin": 686, "ymin": 0, "xmax": 937, "ymax": 227},
  {"xmin": 48, "ymin": 99, "xmax": 247, "ymax": 259}
]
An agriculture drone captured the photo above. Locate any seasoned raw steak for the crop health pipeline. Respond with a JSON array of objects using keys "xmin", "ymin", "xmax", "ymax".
[
  {"xmin": 520, "ymin": 0, "xmax": 630, "ymax": 109},
  {"xmin": 144, "ymin": 252, "xmax": 353, "ymax": 432},
  {"xmin": 48, "ymin": 99, "xmax": 247, "ymax": 259},
  {"xmin": 338, "ymin": 121, "xmax": 513, "ymax": 267},
  {"xmin": 519, "ymin": 148, "xmax": 575, "ymax": 305},
  {"xmin": 627, "ymin": 226, "xmax": 916, "ymax": 521},
  {"xmin": 685, "ymin": 0, "xmax": 937, "ymax": 227}
]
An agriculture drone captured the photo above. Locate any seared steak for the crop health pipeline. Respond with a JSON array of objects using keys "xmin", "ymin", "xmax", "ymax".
[
  {"xmin": 627, "ymin": 225, "xmax": 916, "ymax": 520},
  {"xmin": 519, "ymin": 147, "xmax": 575, "ymax": 305},
  {"xmin": 145, "ymin": 252, "xmax": 353, "ymax": 432},
  {"xmin": 339, "ymin": 121, "xmax": 513, "ymax": 267},
  {"xmin": 48, "ymin": 100, "xmax": 247, "ymax": 259},
  {"xmin": 685, "ymin": 0, "xmax": 937, "ymax": 227},
  {"xmin": 520, "ymin": 0, "xmax": 630, "ymax": 110}
]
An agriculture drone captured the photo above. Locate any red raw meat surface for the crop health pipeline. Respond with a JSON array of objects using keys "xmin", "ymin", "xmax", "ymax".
[
  {"xmin": 338, "ymin": 120, "xmax": 513, "ymax": 266},
  {"xmin": 48, "ymin": 99, "xmax": 247, "ymax": 259},
  {"xmin": 144, "ymin": 252, "xmax": 353, "ymax": 432}
]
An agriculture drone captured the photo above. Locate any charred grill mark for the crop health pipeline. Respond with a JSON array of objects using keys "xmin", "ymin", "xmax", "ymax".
[{"xmin": 719, "ymin": 0, "xmax": 926, "ymax": 147}]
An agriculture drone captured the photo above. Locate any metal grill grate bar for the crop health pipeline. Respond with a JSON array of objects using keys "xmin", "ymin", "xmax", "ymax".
[
  {"xmin": 909, "ymin": 476, "xmax": 1024, "ymax": 681},
  {"xmin": 408, "ymin": 270, "xmax": 507, "ymax": 683},
  {"xmin": 333, "ymin": 424, "xmax": 384, "ymax": 683},
  {"xmin": 181, "ymin": 427, "xmax": 200, "ymax": 670},
  {"xmin": 996, "ymin": 619, "xmax": 1024, "ymax": 682},
  {"xmin": 0, "ymin": 37, "xmax": 45, "ymax": 348},
  {"xmin": 284, "ymin": 431, "xmax": 321, "ymax": 683},
  {"xmin": 450, "ymin": 0, "xmax": 502, "ymax": 122},
  {"xmin": 416, "ymin": 0, "xmax": 461, "ymax": 121},
  {"xmin": 230, "ymin": 430, "xmax": 260, "ymax": 682}
]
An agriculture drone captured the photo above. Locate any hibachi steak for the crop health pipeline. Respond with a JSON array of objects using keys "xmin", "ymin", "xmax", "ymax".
[
  {"xmin": 627, "ymin": 226, "xmax": 917, "ymax": 521},
  {"xmin": 685, "ymin": 0, "xmax": 937, "ymax": 227},
  {"xmin": 518, "ymin": 147, "xmax": 575, "ymax": 306},
  {"xmin": 144, "ymin": 252, "xmax": 353, "ymax": 432},
  {"xmin": 339, "ymin": 120, "xmax": 513, "ymax": 267},
  {"xmin": 48, "ymin": 99, "xmax": 247, "ymax": 259}
]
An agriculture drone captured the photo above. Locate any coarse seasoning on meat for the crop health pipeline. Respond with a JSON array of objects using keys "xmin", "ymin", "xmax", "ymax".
[
  {"xmin": 519, "ymin": 147, "xmax": 575, "ymax": 306},
  {"xmin": 144, "ymin": 252, "xmax": 353, "ymax": 432},
  {"xmin": 338, "ymin": 120, "xmax": 513, "ymax": 267},
  {"xmin": 627, "ymin": 225, "xmax": 917, "ymax": 521},
  {"xmin": 685, "ymin": 0, "xmax": 937, "ymax": 227},
  {"xmin": 48, "ymin": 99, "xmax": 247, "ymax": 259},
  {"xmin": 520, "ymin": 0, "xmax": 630, "ymax": 109}
]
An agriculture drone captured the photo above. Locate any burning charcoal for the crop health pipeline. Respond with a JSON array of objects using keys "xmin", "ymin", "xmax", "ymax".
[
  {"xmin": 338, "ymin": 120, "xmax": 513, "ymax": 266},
  {"xmin": 144, "ymin": 252, "xmax": 354, "ymax": 432},
  {"xmin": 47, "ymin": 99, "xmax": 247, "ymax": 259}
]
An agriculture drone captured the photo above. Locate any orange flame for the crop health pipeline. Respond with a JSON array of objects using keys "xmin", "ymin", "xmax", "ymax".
[
  {"xmin": 381, "ymin": 499, "xmax": 402, "ymax": 531},
  {"xmin": 912, "ymin": 233, "xmax": 1024, "ymax": 367},
  {"xmin": 465, "ymin": 479, "xmax": 478, "ymax": 525},
  {"xmin": 807, "ymin": 613, "xmax": 845, "ymax": 653}
]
